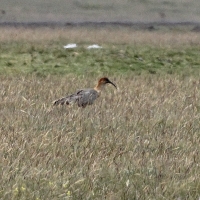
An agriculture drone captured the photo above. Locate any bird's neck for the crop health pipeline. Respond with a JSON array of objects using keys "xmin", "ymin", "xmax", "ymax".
[{"xmin": 94, "ymin": 84, "xmax": 105, "ymax": 93}]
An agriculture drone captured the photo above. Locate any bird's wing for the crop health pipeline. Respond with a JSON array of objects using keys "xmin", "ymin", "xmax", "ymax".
[
  {"xmin": 77, "ymin": 89, "xmax": 99, "ymax": 107},
  {"xmin": 53, "ymin": 90, "xmax": 84, "ymax": 106},
  {"xmin": 53, "ymin": 89, "xmax": 98, "ymax": 107}
]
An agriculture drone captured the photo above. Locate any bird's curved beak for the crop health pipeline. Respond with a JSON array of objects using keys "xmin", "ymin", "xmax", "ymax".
[{"xmin": 107, "ymin": 80, "xmax": 117, "ymax": 89}]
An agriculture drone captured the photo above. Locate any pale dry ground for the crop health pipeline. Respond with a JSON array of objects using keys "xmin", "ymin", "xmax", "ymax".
[
  {"xmin": 1, "ymin": 0, "xmax": 200, "ymax": 22},
  {"xmin": 0, "ymin": 75, "xmax": 200, "ymax": 199},
  {"xmin": 1, "ymin": 27, "xmax": 200, "ymax": 46}
]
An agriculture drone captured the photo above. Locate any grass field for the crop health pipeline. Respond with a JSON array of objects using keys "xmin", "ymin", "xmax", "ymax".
[{"xmin": 0, "ymin": 27, "xmax": 200, "ymax": 199}]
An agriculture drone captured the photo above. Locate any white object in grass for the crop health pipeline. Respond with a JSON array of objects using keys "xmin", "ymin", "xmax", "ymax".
[
  {"xmin": 63, "ymin": 44, "xmax": 77, "ymax": 49},
  {"xmin": 87, "ymin": 44, "xmax": 102, "ymax": 49}
]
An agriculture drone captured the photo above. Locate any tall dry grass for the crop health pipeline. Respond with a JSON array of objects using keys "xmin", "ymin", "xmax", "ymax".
[
  {"xmin": 1, "ymin": 27, "xmax": 200, "ymax": 46},
  {"xmin": 0, "ymin": 75, "xmax": 199, "ymax": 199}
]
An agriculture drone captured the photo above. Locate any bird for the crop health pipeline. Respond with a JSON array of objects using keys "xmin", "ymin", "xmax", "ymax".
[{"xmin": 53, "ymin": 77, "xmax": 117, "ymax": 108}]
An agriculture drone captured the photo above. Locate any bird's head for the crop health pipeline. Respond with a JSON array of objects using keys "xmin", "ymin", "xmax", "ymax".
[{"xmin": 98, "ymin": 77, "xmax": 117, "ymax": 89}]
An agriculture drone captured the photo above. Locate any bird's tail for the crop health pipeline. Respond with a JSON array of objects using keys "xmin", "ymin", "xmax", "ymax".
[
  {"xmin": 53, "ymin": 97, "xmax": 70, "ymax": 105},
  {"xmin": 53, "ymin": 94, "xmax": 79, "ymax": 106}
]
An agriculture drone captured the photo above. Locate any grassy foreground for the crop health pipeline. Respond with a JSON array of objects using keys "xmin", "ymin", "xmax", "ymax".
[
  {"xmin": 1, "ymin": 75, "xmax": 200, "ymax": 199},
  {"xmin": 0, "ymin": 28, "xmax": 200, "ymax": 199}
]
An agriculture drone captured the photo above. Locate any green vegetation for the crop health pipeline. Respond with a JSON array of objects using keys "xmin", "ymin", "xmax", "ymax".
[
  {"xmin": 0, "ymin": 28, "xmax": 200, "ymax": 199},
  {"xmin": 1, "ymin": 40, "xmax": 200, "ymax": 77}
]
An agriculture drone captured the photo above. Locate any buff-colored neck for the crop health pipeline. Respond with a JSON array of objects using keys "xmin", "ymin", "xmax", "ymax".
[{"xmin": 94, "ymin": 83, "xmax": 106, "ymax": 93}]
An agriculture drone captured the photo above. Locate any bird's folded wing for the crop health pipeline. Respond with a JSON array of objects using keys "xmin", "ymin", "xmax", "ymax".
[
  {"xmin": 53, "ymin": 91, "xmax": 83, "ymax": 105},
  {"xmin": 53, "ymin": 89, "xmax": 98, "ymax": 107},
  {"xmin": 77, "ymin": 89, "xmax": 99, "ymax": 107}
]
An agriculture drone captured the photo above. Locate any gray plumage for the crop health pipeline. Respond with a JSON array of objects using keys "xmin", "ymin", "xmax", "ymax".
[{"xmin": 53, "ymin": 88, "xmax": 99, "ymax": 108}]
